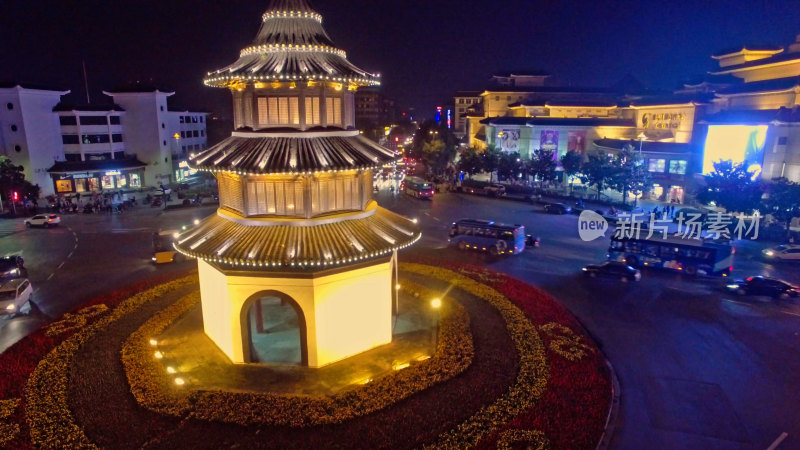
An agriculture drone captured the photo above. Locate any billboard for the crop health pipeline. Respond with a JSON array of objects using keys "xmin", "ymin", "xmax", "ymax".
[
  {"xmin": 498, "ymin": 128, "xmax": 521, "ymax": 153},
  {"xmin": 702, "ymin": 125, "xmax": 768, "ymax": 177},
  {"xmin": 540, "ymin": 130, "xmax": 559, "ymax": 152},
  {"xmin": 567, "ymin": 131, "xmax": 587, "ymax": 154}
]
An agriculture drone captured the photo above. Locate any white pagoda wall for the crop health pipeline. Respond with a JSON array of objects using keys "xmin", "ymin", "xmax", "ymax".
[{"xmin": 198, "ymin": 258, "xmax": 393, "ymax": 368}]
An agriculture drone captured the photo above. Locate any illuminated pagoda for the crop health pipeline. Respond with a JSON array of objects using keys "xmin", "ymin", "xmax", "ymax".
[{"xmin": 175, "ymin": 0, "xmax": 420, "ymax": 368}]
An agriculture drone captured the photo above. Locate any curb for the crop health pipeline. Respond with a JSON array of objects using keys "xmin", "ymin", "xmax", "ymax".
[{"xmin": 596, "ymin": 358, "xmax": 622, "ymax": 450}]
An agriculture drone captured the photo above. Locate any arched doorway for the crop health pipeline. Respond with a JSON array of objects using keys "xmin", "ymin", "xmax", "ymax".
[{"xmin": 241, "ymin": 291, "xmax": 308, "ymax": 365}]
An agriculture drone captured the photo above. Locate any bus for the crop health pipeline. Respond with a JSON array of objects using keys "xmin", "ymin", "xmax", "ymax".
[
  {"xmin": 449, "ymin": 219, "xmax": 526, "ymax": 256},
  {"xmin": 402, "ymin": 176, "xmax": 435, "ymax": 199},
  {"xmin": 608, "ymin": 235, "xmax": 733, "ymax": 277}
]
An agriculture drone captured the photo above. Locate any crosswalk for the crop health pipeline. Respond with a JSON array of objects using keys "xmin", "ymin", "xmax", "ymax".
[{"xmin": 0, "ymin": 220, "xmax": 25, "ymax": 238}]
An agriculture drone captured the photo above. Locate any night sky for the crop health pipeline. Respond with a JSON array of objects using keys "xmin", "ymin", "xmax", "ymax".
[{"xmin": 2, "ymin": 0, "xmax": 800, "ymax": 119}]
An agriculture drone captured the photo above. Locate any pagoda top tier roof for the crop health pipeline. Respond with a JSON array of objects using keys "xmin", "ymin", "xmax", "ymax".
[
  {"xmin": 188, "ymin": 129, "xmax": 398, "ymax": 175},
  {"xmin": 204, "ymin": 0, "xmax": 380, "ymax": 88}
]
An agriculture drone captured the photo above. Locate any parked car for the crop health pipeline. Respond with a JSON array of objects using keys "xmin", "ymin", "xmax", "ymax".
[
  {"xmin": 0, "ymin": 278, "xmax": 33, "ymax": 316},
  {"xmin": 0, "ymin": 256, "xmax": 27, "ymax": 279},
  {"xmin": 24, "ymin": 214, "xmax": 60, "ymax": 228},
  {"xmin": 582, "ymin": 261, "xmax": 641, "ymax": 282},
  {"xmin": 484, "ymin": 184, "xmax": 507, "ymax": 197},
  {"xmin": 761, "ymin": 244, "xmax": 800, "ymax": 262},
  {"xmin": 543, "ymin": 203, "xmax": 572, "ymax": 215},
  {"xmin": 725, "ymin": 276, "xmax": 799, "ymax": 299}
]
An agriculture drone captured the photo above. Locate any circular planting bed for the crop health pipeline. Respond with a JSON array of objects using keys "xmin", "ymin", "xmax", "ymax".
[{"xmin": 0, "ymin": 260, "xmax": 611, "ymax": 449}]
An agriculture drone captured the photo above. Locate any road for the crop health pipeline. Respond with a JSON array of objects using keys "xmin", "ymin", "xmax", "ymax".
[{"xmin": 1, "ymin": 190, "xmax": 799, "ymax": 449}]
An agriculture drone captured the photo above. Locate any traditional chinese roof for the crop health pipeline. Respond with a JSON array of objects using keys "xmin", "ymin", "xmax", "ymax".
[
  {"xmin": 188, "ymin": 129, "xmax": 396, "ymax": 175},
  {"xmin": 714, "ymin": 76, "xmax": 800, "ymax": 96},
  {"xmin": 481, "ymin": 116, "xmax": 634, "ymax": 127},
  {"xmin": 701, "ymin": 108, "xmax": 800, "ymax": 125},
  {"xmin": 48, "ymin": 157, "xmax": 147, "ymax": 174},
  {"xmin": 53, "ymin": 102, "xmax": 125, "ymax": 112},
  {"xmin": 204, "ymin": 0, "xmax": 379, "ymax": 88},
  {"xmin": 173, "ymin": 205, "xmax": 421, "ymax": 269}
]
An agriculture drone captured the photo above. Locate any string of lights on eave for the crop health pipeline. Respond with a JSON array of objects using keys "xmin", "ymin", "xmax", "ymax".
[
  {"xmin": 186, "ymin": 163, "xmax": 394, "ymax": 177},
  {"xmin": 172, "ymin": 233, "xmax": 421, "ymax": 270},
  {"xmin": 203, "ymin": 72, "xmax": 381, "ymax": 88},
  {"xmin": 262, "ymin": 10, "xmax": 323, "ymax": 22}
]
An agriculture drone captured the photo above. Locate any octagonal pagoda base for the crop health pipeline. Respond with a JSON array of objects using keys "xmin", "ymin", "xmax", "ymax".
[{"xmin": 197, "ymin": 257, "xmax": 394, "ymax": 368}]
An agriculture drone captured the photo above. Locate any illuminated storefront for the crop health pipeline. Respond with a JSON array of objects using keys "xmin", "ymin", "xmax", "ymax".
[{"xmin": 48, "ymin": 158, "xmax": 146, "ymax": 194}]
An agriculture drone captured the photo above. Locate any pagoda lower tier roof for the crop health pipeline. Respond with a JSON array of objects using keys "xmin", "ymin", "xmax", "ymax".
[
  {"xmin": 173, "ymin": 207, "xmax": 421, "ymax": 270},
  {"xmin": 189, "ymin": 130, "xmax": 397, "ymax": 175}
]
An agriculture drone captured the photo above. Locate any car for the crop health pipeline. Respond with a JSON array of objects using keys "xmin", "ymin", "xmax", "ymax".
[
  {"xmin": 543, "ymin": 203, "xmax": 572, "ymax": 215},
  {"xmin": 25, "ymin": 214, "xmax": 60, "ymax": 228},
  {"xmin": 761, "ymin": 244, "xmax": 800, "ymax": 262},
  {"xmin": 0, "ymin": 278, "xmax": 34, "ymax": 317},
  {"xmin": 484, "ymin": 184, "xmax": 507, "ymax": 197},
  {"xmin": 582, "ymin": 261, "xmax": 641, "ymax": 282},
  {"xmin": 0, "ymin": 256, "xmax": 27, "ymax": 279},
  {"xmin": 725, "ymin": 276, "xmax": 799, "ymax": 299}
]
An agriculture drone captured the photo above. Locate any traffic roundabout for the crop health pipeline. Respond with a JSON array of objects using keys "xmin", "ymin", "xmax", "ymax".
[{"xmin": 0, "ymin": 261, "xmax": 611, "ymax": 449}]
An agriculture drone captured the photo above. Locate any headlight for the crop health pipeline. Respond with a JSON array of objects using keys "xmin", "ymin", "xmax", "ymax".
[
  {"xmin": 151, "ymin": 257, "xmax": 157, "ymax": 262},
  {"xmin": 765, "ymin": 251, "xmax": 774, "ymax": 256},
  {"xmin": 581, "ymin": 268, "xmax": 588, "ymax": 271},
  {"xmin": 6, "ymin": 304, "xmax": 15, "ymax": 311},
  {"xmin": 726, "ymin": 284, "xmax": 739, "ymax": 289}
]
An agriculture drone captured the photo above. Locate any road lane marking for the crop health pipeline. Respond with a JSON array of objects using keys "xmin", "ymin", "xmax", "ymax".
[
  {"xmin": 46, "ymin": 273, "xmax": 54, "ymax": 281},
  {"xmin": 67, "ymin": 252, "xmax": 73, "ymax": 259},
  {"xmin": 767, "ymin": 432, "xmax": 788, "ymax": 450},
  {"xmin": 781, "ymin": 311, "xmax": 800, "ymax": 318},
  {"xmin": 57, "ymin": 262, "xmax": 64, "ymax": 269},
  {"xmin": 432, "ymin": 217, "xmax": 440, "ymax": 222}
]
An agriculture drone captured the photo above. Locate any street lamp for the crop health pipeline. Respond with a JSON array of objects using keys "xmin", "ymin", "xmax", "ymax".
[{"xmin": 430, "ymin": 298, "xmax": 441, "ymax": 349}]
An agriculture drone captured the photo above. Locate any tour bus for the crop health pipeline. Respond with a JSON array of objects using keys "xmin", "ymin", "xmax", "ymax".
[
  {"xmin": 449, "ymin": 219, "xmax": 526, "ymax": 256},
  {"xmin": 608, "ymin": 235, "xmax": 733, "ymax": 277},
  {"xmin": 402, "ymin": 176, "xmax": 435, "ymax": 199}
]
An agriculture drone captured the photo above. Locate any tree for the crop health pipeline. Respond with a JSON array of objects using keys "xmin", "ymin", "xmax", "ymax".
[
  {"xmin": 607, "ymin": 148, "xmax": 652, "ymax": 206},
  {"xmin": 421, "ymin": 139, "xmax": 445, "ymax": 174},
  {"xmin": 696, "ymin": 160, "xmax": 763, "ymax": 214},
  {"xmin": 497, "ymin": 152, "xmax": 521, "ymax": 181},
  {"xmin": 560, "ymin": 150, "xmax": 583, "ymax": 194},
  {"xmin": 579, "ymin": 153, "xmax": 612, "ymax": 199},
  {"xmin": 761, "ymin": 178, "xmax": 800, "ymax": 233},
  {"xmin": 456, "ymin": 146, "xmax": 484, "ymax": 178},
  {"xmin": 529, "ymin": 149, "xmax": 557, "ymax": 187},
  {"xmin": 481, "ymin": 148, "xmax": 501, "ymax": 182},
  {"xmin": 0, "ymin": 157, "xmax": 40, "ymax": 212}
]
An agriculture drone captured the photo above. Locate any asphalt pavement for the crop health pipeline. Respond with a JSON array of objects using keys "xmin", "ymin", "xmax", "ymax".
[{"xmin": 1, "ymin": 189, "xmax": 799, "ymax": 449}]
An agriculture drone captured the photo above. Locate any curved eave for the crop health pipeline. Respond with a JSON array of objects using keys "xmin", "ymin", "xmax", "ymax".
[
  {"xmin": 204, "ymin": 51, "xmax": 380, "ymax": 88},
  {"xmin": 173, "ymin": 207, "xmax": 421, "ymax": 269},
  {"xmin": 188, "ymin": 132, "xmax": 398, "ymax": 175}
]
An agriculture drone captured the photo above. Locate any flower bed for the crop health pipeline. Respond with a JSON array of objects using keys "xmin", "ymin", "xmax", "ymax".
[
  {"xmin": 0, "ymin": 261, "xmax": 610, "ymax": 449},
  {"xmin": 121, "ymin": 280, "xmax": 474, "ymax": 426}
]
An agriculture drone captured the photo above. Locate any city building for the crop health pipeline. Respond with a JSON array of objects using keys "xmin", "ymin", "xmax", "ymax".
[
  {"xmin": 453, "ymin": 91, "xmax": 481, "ymax": 138},
  {"xmin": 0, "ymin": 83, "xmax": 206, "ymax": 196},
  {"xmin": 355, "ymin": 86, "xmax": 397, "ymax": 128},
  {"xmin": 176, "ymin": 0, "xmax": 420, "ymax": 368}
]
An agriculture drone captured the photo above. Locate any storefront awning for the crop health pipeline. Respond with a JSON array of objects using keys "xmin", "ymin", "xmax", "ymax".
[{"xmin": 48, "ymin": 158, "xmax": 147, "ymax": 174}]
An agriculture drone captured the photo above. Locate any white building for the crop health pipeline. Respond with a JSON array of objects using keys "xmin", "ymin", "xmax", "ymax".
[
  {"xmin": 0, "ymin": 83, "xmax": 70, "ymax": 193},
  {"xmin": 0, "ymin": 83, "xmax": 207, "ymax": 197}
]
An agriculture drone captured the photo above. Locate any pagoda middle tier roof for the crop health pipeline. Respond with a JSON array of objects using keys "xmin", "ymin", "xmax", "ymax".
[
  {"xmin": 173, "ymin": 206, "xmax": 421, "ymax": 270},
  {"xmin": 188, "ymin": 129, "xmax": 398, "ymax": 175}
]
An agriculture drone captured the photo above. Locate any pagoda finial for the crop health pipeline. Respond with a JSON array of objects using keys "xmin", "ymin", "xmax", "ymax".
[{"xmin": 266, "ymin": 0, "xmax": 317, "ymax": 13}]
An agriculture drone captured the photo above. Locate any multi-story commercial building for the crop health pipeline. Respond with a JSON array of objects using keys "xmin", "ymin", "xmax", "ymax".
[
  {"xmin": 355, "ymin": 86, "xmax": 397, "ymax": 128},
  {"xmin": 0, "ymin": 83, "xmax": 206, "ymax": 197}
]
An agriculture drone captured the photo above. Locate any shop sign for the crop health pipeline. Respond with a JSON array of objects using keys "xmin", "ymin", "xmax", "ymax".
[
  {"xmin": 72, "ymin": 172, "xmax": 93, "ymax": 179},
  {"xmin": 641, "ymin": 112, "xmax": 686, "ymax": 130},
  {"xmin": 105, "ymin": 170, "xmax": 121, "ymax": 176}
]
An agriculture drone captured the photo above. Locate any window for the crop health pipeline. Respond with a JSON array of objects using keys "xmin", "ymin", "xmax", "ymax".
[
  {"xmin": 179, "ymin": 116, "xmax": 184, "ymax": 124},
  {"xmin": 109, "ymin": 116, "xmax": 121, "ymax": 125},
  {"xmin": 81, "ymin": 134, "xmax": 110, "ymax": 144},
  {"xmin": 59, "ymin": 116, "xmax": 77, "ymax": 126},
  {"xmin": 326, "ymin": 97, "xmax": 341, "ymax": 125},
  {"xmin": 192, "ymin": 130, "xmax": 199, "ymax": 138},
  {"xmin": 200, "ymin": 130, "xmax": 205, "ymax": 137},
  {"xmin": 305, "ymin": 97, "xmax": 320, "ymax": 125},
  {"xmin": 268, "ymin": 97, "xmax": 279, "ymax": 124},
  {"xmin": 648, "ymin": 159, "xmax": 666, "ymax": 172},
  {"xmin": 112, "ymin": 134, "xmax": 123, "ymax": 143},
  {"xmin": 181, "ymin": 131, "xmax": 186, "ymax": 139},
  {"xmin": 163, "ymin": 140, "xmax": 167, "ymax": 146},
  {"xmin": 62, "ymin": 135, "xmax": 79, "ymax": 145},
  {"xmin": 778, "ymin": 136, "xmax": 788, "ymax": 145},
  {"xmin": 200, "ymin": 116, "xmax": 204, "ymax": 123},
  {"xmin": 10, "ymin": 125, "xmax": 17, "ymax": 132},
  {"xmin": 6, "ymin": 103, "xmax": 13, "ymax": 110},
  {"xmin": 668, "ymin": 160, "xmax": 687, "ymax": 175},
  {"xmin": 289, "ymin": 97, "xmax": 299, "ymax": 125},
  {"xmin": 258, "ymin": 97, "xmax": 268, "ymax": 125},
  {"xmin": 160, "ymin": 105, "xmax": 164, "ymax": 112},
  {"xmin": 192, "ymin": 116, "xmax": 199, "ymax": 123},
  {"xmin": 161, "ymin": 123, "xmax": 165, "ymax": 129},
  {"xmin": 14, "ymin": 145, "xmax": 21, "ymax": 152},
  {"xmin": 278, "ymin": 97, "xmax": 289, "ymax": 124},
  {"xmin": 458, "ymin": 99, "xmax": 464, "ymax": 104},
  {"xmin": 79, "ymin": 116, "xmax": 108, "ymax": 126}
]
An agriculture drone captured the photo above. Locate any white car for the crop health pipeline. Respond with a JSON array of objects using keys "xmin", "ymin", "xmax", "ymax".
[
  {"xmin": 24, "ymin": 214, "xmax": 61, "ymax": 228},
  {"xmin": 762, "ymin": 244, "xmax": 800, "ymax": 261},
  {"xmin": 0, "ymin": 278, "xmax": 33, "ymax": 316}
]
